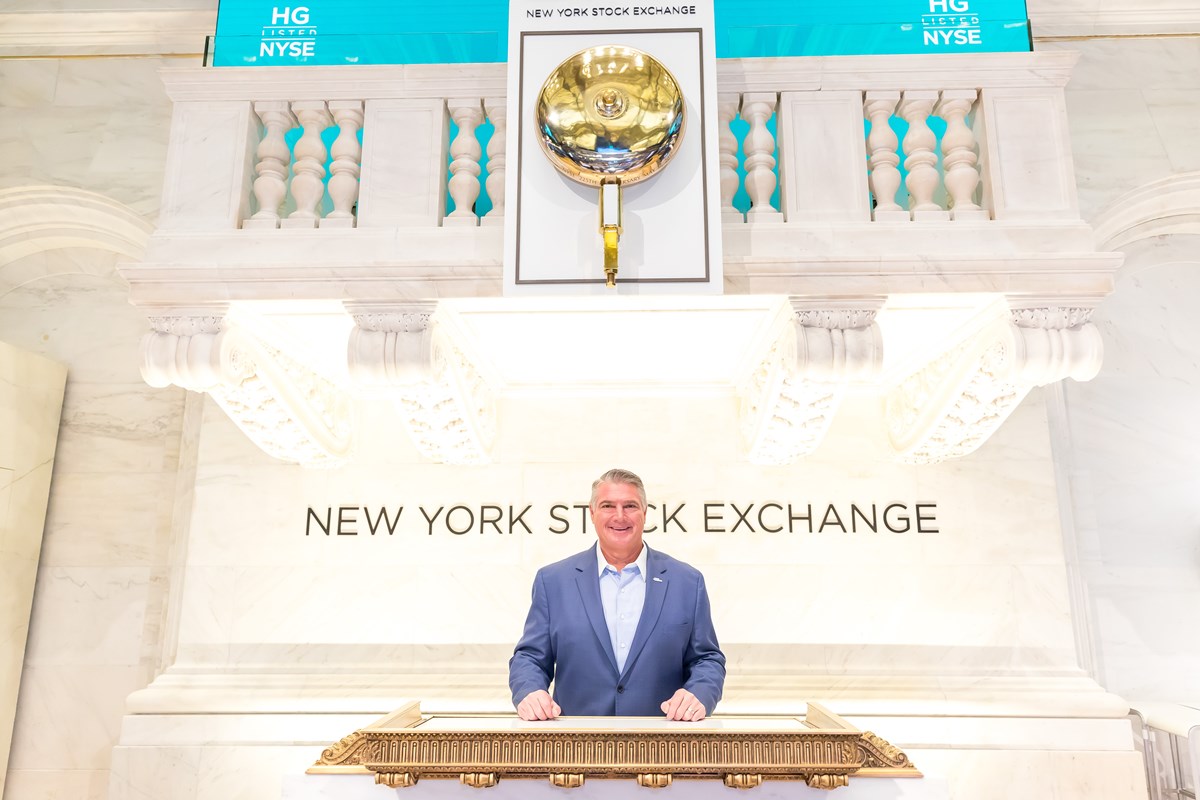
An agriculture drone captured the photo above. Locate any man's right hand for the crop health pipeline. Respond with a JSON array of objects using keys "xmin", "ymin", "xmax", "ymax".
[{"xmin": 516, "ymin": 690, "xmax": 561, "ymax": 721}]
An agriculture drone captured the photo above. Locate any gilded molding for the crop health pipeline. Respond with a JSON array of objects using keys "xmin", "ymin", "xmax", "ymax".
[
  {"xmin": 319, "ymin": 731, "xmax": 380, "ymax": 767},
  {"xmin": 807, "ymin": 773, "xmax": 850, "ymax": 790},
  {"xmin": 859, "ymin": 731, "xmax": 917, "ymax": 770},
  {"xmin": 375, "ymin": 772, "xmax": 417, "ymax": 788},
  {"xmin": 320, "ymin": 732, "xmax": 370, "ymax": 766},
  {"xmin": 459, "ymin": 772, "xmax": 498, "ymax": 788},
  {"xmin": 724, "ymin": 773, "xmax": 763, "ymax": 789},
  {"xmin": 310, "ymin": 708, "xmax": 919, "ymax": 789}
]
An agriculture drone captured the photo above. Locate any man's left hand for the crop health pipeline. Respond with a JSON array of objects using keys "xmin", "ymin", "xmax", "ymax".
[{"xmin": 661, "ymin": 689, "xmax": 706, "ymax": 722}]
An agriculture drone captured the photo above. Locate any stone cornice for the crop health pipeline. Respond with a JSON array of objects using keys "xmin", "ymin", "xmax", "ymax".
[
  {"xmin": 719, "ymin": 51, "xmax": 1081, "ymax": 93},
  {"xmin": 0, "ymin": 10, "xmax": 215, "ymax": 57},
  {"xmin": 159, "ymin": 63, "xmax": 507, "ymax": 103},
  {"xmin": 1031, "ymin": 9, "xmax": 1200, "ymax": 38},
  {"xmin": 156, "ymin": 51, "xmax": 1083, "ymax": 102}
]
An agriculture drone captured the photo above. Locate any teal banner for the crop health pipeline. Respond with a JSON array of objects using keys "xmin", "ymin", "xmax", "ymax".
[{"xmin": 212, "ymin": 0, "xmax": 1030, "ymax": 66}]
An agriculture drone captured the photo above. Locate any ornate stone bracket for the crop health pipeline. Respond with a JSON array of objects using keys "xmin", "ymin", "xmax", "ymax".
[
  {"xmin": 140, "ymin": 313, "xmax": 353, "ymax": 467},
  {"xmin": 741, "ymin": 301, "xmax": 884, "ymax": 465},
  {"xmin": 886, "ymin": 306, "xmax": 1103, "ymax": 464},
  {"xmin": 347, "ymin": 304, "xmax": 495, "ymax": 465}
]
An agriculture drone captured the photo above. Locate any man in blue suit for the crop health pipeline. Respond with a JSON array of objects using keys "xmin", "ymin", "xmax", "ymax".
[{"xmin": 509, "ymin": 469, "xmax": 725, "ymax": 721}]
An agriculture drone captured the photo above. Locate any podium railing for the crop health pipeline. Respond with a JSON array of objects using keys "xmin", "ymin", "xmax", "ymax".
[
  {"xmin": 308, "ymin": 701, "xmax": 920, "ymax": 791},
  {"xmin": 1133, "ymin": 703, "xmax": 1200, "ymax": 800}
]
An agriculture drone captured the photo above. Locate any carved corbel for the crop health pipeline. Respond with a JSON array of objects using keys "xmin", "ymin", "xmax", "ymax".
[
  {"xmin": 724, "ymin": 773, "xmax": 764, "ymax": 789},
  {"xmin": 375, "ymin": 771, "xmax": 418, "ymax": 788},
  {"xmin": 805, "ymin": 773, "xmax": 850, "ymax": 790},
  {"xmin": 140, "ymin": 312, "xmax": 353, "ymax": 467},
  {"xmin": 347, "ymin": 305, "xmax": 436, "ymax": 388},
  {"xmin": 347, "ymin": 304, "xmax": 495, "ymax": 465},
  {"xmin": 886, "ymin": 306, "xmax": 1102, "ymax": 464},
  {"xmin": 740, "ymin": 300, "xmax": 884, "ymax": 465}
]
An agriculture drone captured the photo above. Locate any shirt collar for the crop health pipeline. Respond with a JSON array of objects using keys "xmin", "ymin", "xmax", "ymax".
[{"xmin": 597, "ymin": 543, "xmax": 648, "ymax": 579}]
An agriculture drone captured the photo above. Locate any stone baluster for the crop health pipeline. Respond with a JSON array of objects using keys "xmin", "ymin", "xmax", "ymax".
[
  {"xmin": 898, "ymin": 91, "xmax": 948, "ymax": 221},
  {"xmin": 739, "ymin": 93, "xmax": 784, "ymax": 222},
  {"xmin": 284, "ymin": 100, "xmax": 332, "ymax": 228},
  {"xmin": 245, "ymin": 101, "xmax": 296, "ymax": 229},
  {"xmin": 718, "ymin": 93, "xmax": 743, "ymax": 223},
  {"xmin": 863, "ymin": 91, "xmax": 906, "ymax": 222},
  {"xmin": 482, "ymin": 97, "xmax": 506, "ymax": 227},
  {"xmin": 935, "ymin": 90, "xmax": 986, "ymax": 220},
  {"xmin": 322, "ymin": 100, "xmax": 364, "ymax": 229},
  {"xmin": 445, "ymin": 98, "xmax": 484, "ymax": 227}
]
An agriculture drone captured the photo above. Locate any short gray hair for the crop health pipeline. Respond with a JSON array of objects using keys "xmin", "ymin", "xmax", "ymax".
[{"xmin": 590, "ymin": 468, "xmax": 647, "ymax": 509}]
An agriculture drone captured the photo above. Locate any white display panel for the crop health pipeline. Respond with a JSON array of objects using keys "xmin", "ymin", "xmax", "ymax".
[{"xmin": 503, "ymin": 1, "xmax": 723, "ymax": 295}]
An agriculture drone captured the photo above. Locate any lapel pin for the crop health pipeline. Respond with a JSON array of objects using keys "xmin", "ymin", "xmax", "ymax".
[{"xmin": 652, "ymin": 577, "xmax": 663, "ymax": 582}]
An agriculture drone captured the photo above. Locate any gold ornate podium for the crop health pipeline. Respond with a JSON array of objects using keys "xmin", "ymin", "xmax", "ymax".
[{"xmin": 309, "ymin": 702, "xmax": 919, "ymax": 791}]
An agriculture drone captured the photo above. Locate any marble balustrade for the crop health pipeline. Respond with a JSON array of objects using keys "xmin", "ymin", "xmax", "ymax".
[{"xmin": 157, "ymin": 52, "xmax": 1079, "ymax": 234}]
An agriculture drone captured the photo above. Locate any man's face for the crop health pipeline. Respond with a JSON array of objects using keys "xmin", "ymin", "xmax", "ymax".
[{"xmin": 590, "ymin": 481, "xmax": 646, "ymax": 562}]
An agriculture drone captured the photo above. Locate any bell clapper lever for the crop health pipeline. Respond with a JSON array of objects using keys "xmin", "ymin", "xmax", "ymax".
[{"xmin": 600, "ymin": 178, "xmax": 622, "ymax": 288}]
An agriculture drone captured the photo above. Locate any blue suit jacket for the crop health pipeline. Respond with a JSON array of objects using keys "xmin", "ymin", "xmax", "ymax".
[{"xmin": 509, "ymin": 544, "xmax": 726, "ymax": 716}]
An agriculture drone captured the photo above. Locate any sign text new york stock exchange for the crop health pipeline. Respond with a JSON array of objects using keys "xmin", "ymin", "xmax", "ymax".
[{"xmin": 305, "ymin": 500, "xmax": 940, "ymax": 537}]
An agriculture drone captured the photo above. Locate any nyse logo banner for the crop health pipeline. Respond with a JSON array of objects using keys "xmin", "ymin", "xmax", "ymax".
[
  {"xmin": 259, "ymin": 6, "xmax": 317, "ymax": 59},
  {"xmin": 211, "ymin": 0, "xmax": 1030, "ymax": 67},
  {"xmin": 921, "ymin": 0, "xmax": 983, "ymax": 47},
  {"xmin": 212, "ymin": 0, "xmax": 509, "ymax": 66}
]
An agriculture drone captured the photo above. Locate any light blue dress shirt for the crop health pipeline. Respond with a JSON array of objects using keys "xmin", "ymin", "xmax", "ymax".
[{"xmin": 597, "ymin": 545, "xmax": 648, "ymax": 675}]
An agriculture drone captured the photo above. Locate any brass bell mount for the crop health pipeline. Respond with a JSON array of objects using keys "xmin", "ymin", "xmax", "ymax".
[{"xmin": 535, "ymin": 45, "xmax": 686, "ymax": 287}]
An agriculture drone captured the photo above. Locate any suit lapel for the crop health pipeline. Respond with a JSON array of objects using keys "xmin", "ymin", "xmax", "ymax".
[
  {"xmin": 620, "ymin": 546, "xmax": 667, "ymax": 679},
  {"xmin": 574, "ymin": 544, "xmax": 619, "ymax": 676}
]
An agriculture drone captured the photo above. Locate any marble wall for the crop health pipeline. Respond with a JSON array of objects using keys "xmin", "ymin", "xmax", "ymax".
[
  {"xmin": 1060, "ymin": 257, "xmax": 1200, "ymax": 702},
  {"xmin": 0, "ymin": 250, "xmax": 187, "ymax": 798},
  {"xmin": 0, "ymin": 56, "xmax": 186, "ymax": 217},
  {"xmin": 170, "ymin": 386, "xmax": 1081, "ymax": 685},
  {"xmin": 1039, "ymin": 35, "xmax": 1200, "ymax": 704},
  {"xmin": 0, "ymin": 55, "xmax": 190, "ymax": 797},
  {"xmin": 110, "ymin": 384, "xmax": 1145, "ymax": 800},
  {"xmin": 1039, "ymin": 38, "xmax": 1200, "ymax": 221},
  {"xmin": 0, "ymin": 341, "xmax": 67, "ymax": 799}
]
